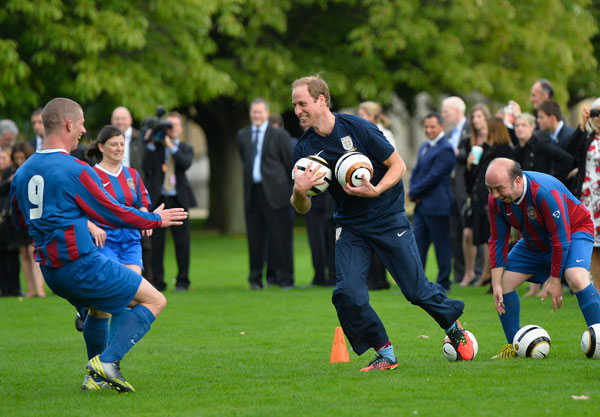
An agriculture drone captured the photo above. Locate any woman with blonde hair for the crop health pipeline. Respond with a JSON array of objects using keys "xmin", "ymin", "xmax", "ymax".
[{"xmin": 357, "ymin": 101, "xmax": 397, "ymax": 149}]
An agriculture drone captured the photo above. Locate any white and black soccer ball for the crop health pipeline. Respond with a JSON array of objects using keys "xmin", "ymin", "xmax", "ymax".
[
  {"xmin": 334, "ymin": 151, "xmax": 373, "ymax": 187},
  {"xmin": 291, "ymin": 155, "xmax": 332, "ymax": 196},
  {"xmin": 581, "ymin": 323, "xmax": 600, "ymax": 359},
  {"xmin": 512, "ymin": 325, "xmax": 551, "ymax": 358},
  {"xmin": 442, "ymin": 330, "xmax": 478, "ymax": 361}
]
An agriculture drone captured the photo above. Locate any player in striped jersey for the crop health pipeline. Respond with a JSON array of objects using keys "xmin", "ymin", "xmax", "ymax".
[
  {"xmin": 486, "ymin": 158, "xmax": 600, "ymax": 358},
  {"xmin": 10, "ymin": 98, "xmax": 187, "ymax": 391}
]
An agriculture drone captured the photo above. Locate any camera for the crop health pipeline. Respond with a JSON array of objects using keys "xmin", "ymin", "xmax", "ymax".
[
  {"xmin": 590, "ymin": 109, "xmax": 600, "ymax": 118},
  {"xmin": 140, "ymin": 105, "xmax": 173, "ymax": 143}
]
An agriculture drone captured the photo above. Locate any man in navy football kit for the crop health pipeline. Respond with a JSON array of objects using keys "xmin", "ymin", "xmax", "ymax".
[
  {"xmin": 10, "ymin": 98, "xmax": 187, "ymax": 391},
  {"xmin": 486, "ymin": 158, "xmax": 600, "ymax": 358},
  {"xmin": 290, "ymin": 76, "xmax": 475, "ymax": 371}
]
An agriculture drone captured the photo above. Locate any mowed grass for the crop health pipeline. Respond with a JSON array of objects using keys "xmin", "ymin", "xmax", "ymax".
[{"xmin": 2, "ymin": 226, "xmax": 600, "ymax": 416}]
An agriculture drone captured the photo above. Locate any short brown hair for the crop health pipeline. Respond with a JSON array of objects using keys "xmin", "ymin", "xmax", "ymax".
[
  {"xmin": 42, "ymin": 98, "xmax": 82, "ymax": 136},
  {"xmin": 537, "ymin": 99, "xmax": 563, "ymax": 121},
  {"xmin": 292, "ymin": 75, "xmax": 331, "ymax": 108}
]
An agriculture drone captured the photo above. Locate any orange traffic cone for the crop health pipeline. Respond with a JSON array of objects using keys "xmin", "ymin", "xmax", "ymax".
[{"xmin": 330, "ymin": 327, "xmax": 350, "ymax": 363}]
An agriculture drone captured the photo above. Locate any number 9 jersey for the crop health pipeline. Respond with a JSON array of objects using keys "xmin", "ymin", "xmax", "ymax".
[{"xmin": 10, "ymin": 149, "xmax": 161, "ymax": 268}]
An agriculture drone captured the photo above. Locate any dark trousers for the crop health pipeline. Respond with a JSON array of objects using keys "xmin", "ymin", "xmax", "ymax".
[
  {"xmin": 332, "ymin": 214, "xmax": 464, "ymax": 355},
  {"xmin": 245, "ymin": 184, "xmax": 294, "ymax": 287},
  {"xmin": 151, "ymin": 195, "xmax": 191, "ymax": 290},
  {"xmin": 304, "ymin": 194, "xmax": 336, "ymax": 285},
  {"xmin": 141, "ymin": 235, "xmax": 153, "ymax": 283},
  {"xmin": 413, "ymin": 212, "xmax": 453, "ymax": 290},
  {"xmin": 0, "ymin": 248, "xmax": 21, "ymax": 296}
]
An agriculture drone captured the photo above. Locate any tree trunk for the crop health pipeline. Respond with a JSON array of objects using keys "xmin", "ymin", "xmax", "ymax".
[{"xmin": 192, "ymin": 98, "xmax": 249, "ymax": 234}]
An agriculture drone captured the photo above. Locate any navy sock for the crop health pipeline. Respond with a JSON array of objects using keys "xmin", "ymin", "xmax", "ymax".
[
  {"xmin": 83, "ymin": 315, "xmax": 109, "ymax": 360},
  {"xmin": 499, "ymin": 290, "xmax": 520, "ymax": 344},
  {"xmin": 100, "ymin": 305, "xmax": 155, "ymax": 363},
  {"xmin": 575, "ymin": 284, "xmax": 600, "ymax": 326},
  {"xmin": 107, "ymin": 307, "xmax": 131, "ymax": 345}
]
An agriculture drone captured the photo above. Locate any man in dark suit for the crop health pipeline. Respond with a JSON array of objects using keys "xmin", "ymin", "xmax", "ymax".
[
  {"xmin": 409, "ymin": 112, "xmax": 456, "ymax": 291},
  {"xmin": 29, "ymin": 108, "xmax": 44, "ymax": 151},
  {"xmin": 143, "ymin": 111, "xmax": 197, "ymax": 292},
  {"xmin": 536, "ymin": 99, "xmax": 574, "ymax": 149},
  {"xmin": 111, "ymin": 106, "xmax": 144, "ymax": 173},
  {"xmin": 237, "ymin": 98, "xmax": 295, "ymax": 289}
]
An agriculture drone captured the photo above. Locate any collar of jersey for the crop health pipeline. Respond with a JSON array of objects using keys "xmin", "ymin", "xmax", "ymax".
[
  {"xmin": 514, "ymin": 175, "xmax": 528, "ymax": 205},
  {"xmin": 94, "ymin": 163, "xmax": 123, "ymax": 177},
  {"xmin": 36, "ymin": 148, "xmax": 68, "ymax": 154}
]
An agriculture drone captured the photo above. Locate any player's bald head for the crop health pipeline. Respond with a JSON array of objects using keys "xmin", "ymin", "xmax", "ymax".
[
  {"xmin": 486, "ymin": 158, "xmax": 522, "ymax": 184},
  {"xmin": 42, "ymin": 98, "xmax": 83, "ymax": 135}
]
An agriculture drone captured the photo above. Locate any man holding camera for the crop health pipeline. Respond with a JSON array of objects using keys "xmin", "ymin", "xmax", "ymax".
[{"xmin": 143, "ymin": 112, "xmax": 197, "ymax": 292}]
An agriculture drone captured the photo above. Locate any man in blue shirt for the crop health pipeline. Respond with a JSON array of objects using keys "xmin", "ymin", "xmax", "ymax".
[
  {"xmin": 10, "ymin": 98, "xmax": 187, "ymax": 391},
  {"xmin": 290, "ymin": 76, "xmax": 475, "ymax": 370}
]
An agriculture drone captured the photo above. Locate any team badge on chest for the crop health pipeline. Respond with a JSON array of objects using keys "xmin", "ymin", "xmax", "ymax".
[
  {"xmin": 340, "ymin": 135, "xmax": 354, "ymax": 151},
  {"xmin": 127, "ymin": 177, "xmax": 135, "ymax": 190},
  {"xmin": 527, "ymin": 206, "xmax": 537, "ymax": 219}
]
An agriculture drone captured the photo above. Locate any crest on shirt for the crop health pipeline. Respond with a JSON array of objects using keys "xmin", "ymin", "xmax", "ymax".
[
  {"xmin": 553, "ymin": 210, "xmax": 560, "ymax": 218},
  {"xmin": 127, "ymin": 178, "xmax": 135, "ymax": 190},
  {"xmin": 340, "ymin": 135, "xmax": 354, "ymax": 151},
  {"xmin": 527, "ymin": 206, "xmax": 537, "ymax": 219}
]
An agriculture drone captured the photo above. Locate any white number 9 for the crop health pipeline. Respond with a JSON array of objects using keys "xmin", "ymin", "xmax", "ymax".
[{"xmin": 28, "ymin": 175, "xmax": 44, "ymax": 219}]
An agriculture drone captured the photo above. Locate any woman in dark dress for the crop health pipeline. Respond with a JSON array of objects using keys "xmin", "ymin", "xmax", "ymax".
[{"xmin": 464, "ymin": 117, "xmax": 513, "ymax": 286}]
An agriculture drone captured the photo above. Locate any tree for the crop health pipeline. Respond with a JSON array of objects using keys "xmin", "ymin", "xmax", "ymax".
[{"xmin": 1, "ymin": 0, "xmax": 598, "ymax": 233}]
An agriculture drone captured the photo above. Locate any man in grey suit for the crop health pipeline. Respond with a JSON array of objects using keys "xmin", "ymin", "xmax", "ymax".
[
  {"xmin": 441, "ymin": 97, "xmax": 484, "ymax": 284},
  {"xmin": 238, "ymin": 98, "xmax": 295, "ymax": 289}
]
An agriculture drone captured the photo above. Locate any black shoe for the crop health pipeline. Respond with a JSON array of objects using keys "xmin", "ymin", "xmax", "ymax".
[
  {"xmin": 249, "ymin": 283, "xmax": 263, "ymax": 290},
  {"xmin": 279, "ymin": 282, "xmax": 294, "ymax": 289},
  {"xmin": 153, "ymin": 281, "xmax": 167, "ymax": 292},
  {"xmin": 174, "ymin": 285, "xmax": 188, "ymax": 292}
]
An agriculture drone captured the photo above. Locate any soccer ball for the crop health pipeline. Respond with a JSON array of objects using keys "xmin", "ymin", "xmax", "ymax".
[
  {"xmin": 512, "ymin": 325, "xmax": 551, "ymax": 358},
  {"xmin": 334, "ymin": 151, "xmax": 373, "ymax": 187},
  {"xmin": 291, "ymin": 155, "xmax": 332, "ymax": 196},
  {"xmin": 442, "ymin": 330, "xmax": 478, "ymax": 361},
  {"xmin": 581, "ymin": 323, "xmax": 600, "ymax": 359}
]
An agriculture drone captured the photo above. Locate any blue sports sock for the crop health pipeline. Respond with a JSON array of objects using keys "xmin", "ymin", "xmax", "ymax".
[
  {"xmin": 376, "ymin": 345, "xmax": 397, "ymax": 362},
  {"xmin": 107, "ymin": 307, "xmax": 132, "ymax": 345},
  {"xmin": 83, "ymin": 315, "xmax": 109, "ymax": 360},
  {"xmin": 445, "ymin": 321, "xmax": 459, "ymax": 334},
  {"xmin": 575, "ymin": 284, "xmax": 600, "ymax": 326},
  {"xmin": 99, "ymin": 305, "xmax": 155, "ymax": 363},
  {"xmin": 498, "ymin": 290, "xmax": 520, "ymax": 344}
]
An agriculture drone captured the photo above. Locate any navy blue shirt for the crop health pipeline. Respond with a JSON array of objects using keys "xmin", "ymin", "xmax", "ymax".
[{"xmin": 293, "ymin": 113, "xmax": 399, "ymax": 227}]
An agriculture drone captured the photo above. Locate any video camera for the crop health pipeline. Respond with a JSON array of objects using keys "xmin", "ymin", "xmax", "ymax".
[{"xmin": 140, "ymin": 105, "xmax": 173, "ymax": 143}]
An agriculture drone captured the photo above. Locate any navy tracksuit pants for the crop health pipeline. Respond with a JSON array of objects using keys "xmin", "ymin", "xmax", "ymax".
[{"xmin": 332, "ymin": 212, "xmax": 464, "ymax": 355}]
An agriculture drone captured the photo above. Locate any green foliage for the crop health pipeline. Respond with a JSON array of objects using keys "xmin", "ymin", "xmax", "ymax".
[
  {"xmin": 2, "ymin": 230, "xmax": 600, "ymax": 416},
  {"xmin": 0, "ymin": 0, "xmax": 598, "ymax": 128}
]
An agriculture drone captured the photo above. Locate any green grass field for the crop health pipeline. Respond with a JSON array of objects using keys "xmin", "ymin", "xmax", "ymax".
[{"xmin": 2, "ymin": 227, "xmax": 600, "ymax": 416}]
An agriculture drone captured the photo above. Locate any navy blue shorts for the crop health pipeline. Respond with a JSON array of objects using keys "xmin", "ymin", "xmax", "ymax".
[
  {"xmin": 95, "ymin": 228, "xmax": 143, "ymax": 268},
  {"xmin": 506, "ymin": 231, "xmax": 593, "ymax": 283},
  {"xmin": 41, "ymin": 250, "xmax": 142, "ymax": 315}
]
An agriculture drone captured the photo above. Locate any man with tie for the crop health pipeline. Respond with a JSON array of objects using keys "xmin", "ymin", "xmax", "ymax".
[
  {"xmin": 29, "ymin": 108, "xmax": 45, "ymax": 150},
  {"xmin": 237, "ymin": 98, "xmax": 295, "ymax": 289},
  {"xmin": 536, "ymin": 99, "xmax": 574, "ymax": 149},
  {"xmin": 409, "ymin": 113, "xmax": 456, "ymax": 291},
  {"xmin": 143, "ymin": 112, "xmax": 197, "ymax": 292}
]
